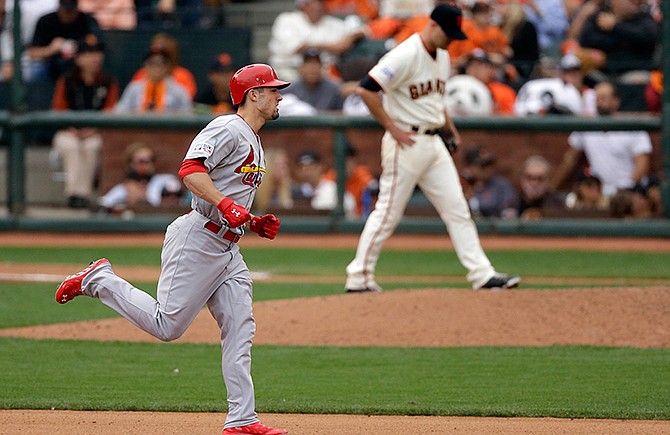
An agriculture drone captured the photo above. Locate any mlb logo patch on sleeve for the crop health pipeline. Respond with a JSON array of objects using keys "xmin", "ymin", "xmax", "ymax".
[
  {"xmin": 380, "ymin": 66, "xmax": 395, "ymax": 80},
  {"xmin": 193, "ymin": 143, "xmax": 214, "ymax": 156}
]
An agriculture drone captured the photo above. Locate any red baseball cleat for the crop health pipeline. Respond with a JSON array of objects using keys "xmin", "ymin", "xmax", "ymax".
[
  {"xmin": 223, "ymin": 421, "xmax": 288, "ymax": 435},
  {"xmin": 55, "ymin": 258, "xmax": 110, "ymax": 304}
]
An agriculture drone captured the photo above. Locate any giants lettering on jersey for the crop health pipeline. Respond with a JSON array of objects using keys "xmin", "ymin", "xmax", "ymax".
[
  {"xmin": 234, "ymin": 145, "xmax": 266, "ymax": 188},
  {"xmin": 409, "ymin": 79, "xmax": 446, "ymax": 99}
]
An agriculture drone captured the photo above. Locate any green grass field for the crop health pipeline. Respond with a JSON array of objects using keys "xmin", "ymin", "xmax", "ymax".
[{"xmin": 1, "ymin": 245, "xmax": 669, "ymax": 420}]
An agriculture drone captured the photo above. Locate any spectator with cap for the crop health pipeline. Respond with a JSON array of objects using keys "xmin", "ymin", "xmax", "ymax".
[
  {"xmin": 292, "ymin": 149, "xmax": 356, "ymax": 216},
  {"xmin": 513, "ymin": 53, "xmax": 589, "ymax": 116},
  {"xmin": 551, "ymin": 81, "xmax": 653, "ymax": 198},
  {"xmin": 130, "ymin": 32, "xmax": 197, "ymax": 98},
  {"xmin": 51, "ymin": 33, "xmax": 119, "ymax": 208},
  {"xmin": 114, "ymin": 48, "xmax": 192, "ymax": 113},
  {"xmin": 283, "ymin": 48, "xmax": 345, "ymax": 112},
  {"xmin": 194, "ymin": 52, "xmax": 237, "ymax": 115},
  {"xmin": 463, "ymin": 48, "xmax": 517, "ymax": 115},
  {"xmin": 558, "ymin": 53, "xmax": 597, "ymax": 116},
  {"xmin": 268, "ymin": 0, "xmax": 367, "ymax": 82},
  {"xmin": 461, "ymin": 144, "xmax": 518, "ymax": 219},
  {"xmin": 27, "ymin": 0, "xmax": 103, "ymax": 82}
]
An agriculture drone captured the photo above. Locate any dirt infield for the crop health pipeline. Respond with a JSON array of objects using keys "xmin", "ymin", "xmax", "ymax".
[{"xmin": 1, "ymin": 233, "xmax": 669, "ymax": 434}]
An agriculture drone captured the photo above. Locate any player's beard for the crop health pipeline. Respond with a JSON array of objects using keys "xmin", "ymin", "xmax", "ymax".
[{"xmin": 271, "ymin": 108, "xmax": 280, "ymax": 120}]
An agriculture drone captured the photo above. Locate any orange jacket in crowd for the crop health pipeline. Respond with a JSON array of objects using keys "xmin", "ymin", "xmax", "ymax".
[
  {"xmin": 325, "ymin": 165, "xmax": 374, "ymax": 217},
  {"xmin": 488, "ymin": 81, "xmax": 516, "ymax": 115},
  {"xmin": 132, "ymin": 65, "xmax": 197, "ymax": 99},
  {"xmin": 448, "ymin": 19, "xmax": 510, "ymax": 65},
  {"xmin": 324, "ymin": 0, "xmax": 379, "ymax": 20}
]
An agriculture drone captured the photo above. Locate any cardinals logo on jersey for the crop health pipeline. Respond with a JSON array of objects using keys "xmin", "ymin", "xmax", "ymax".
[{"xmin": 235, "ymin": 145, "xmax": 266, "ymax": 188}]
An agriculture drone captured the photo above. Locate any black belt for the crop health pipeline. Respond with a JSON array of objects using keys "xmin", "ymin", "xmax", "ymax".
[
  {"xmin": 204, "ymin": 220, "xmax": 241, "ymax": 243},
  {"xmin": 411, "ymin": 126, "xmax": 440, "ymax": 135}
]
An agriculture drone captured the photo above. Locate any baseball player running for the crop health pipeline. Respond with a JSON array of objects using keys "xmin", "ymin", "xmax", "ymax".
[
  {"xmin": 345, "ymin": 4, "xmax": 521, "ymax": 292},
  {"xmin": 56, "ymin": 64, "xmax": 290, "ymax": 435}
]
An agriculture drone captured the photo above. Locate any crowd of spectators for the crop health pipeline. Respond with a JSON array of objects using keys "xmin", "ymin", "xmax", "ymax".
[{"xmin": 0, "ymin": 0, "xmax": 663, "ymax": 219}]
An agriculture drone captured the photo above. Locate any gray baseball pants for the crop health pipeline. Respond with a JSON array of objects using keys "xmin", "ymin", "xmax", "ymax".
[{"xmin": 81, "ymin": 211, "xmax": 258, "ymax": 429}]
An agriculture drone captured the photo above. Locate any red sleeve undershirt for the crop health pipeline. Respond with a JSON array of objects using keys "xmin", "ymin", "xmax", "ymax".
[{"xmin": 178, "ymin": 158, "xmax": 207, "ymax": 179}]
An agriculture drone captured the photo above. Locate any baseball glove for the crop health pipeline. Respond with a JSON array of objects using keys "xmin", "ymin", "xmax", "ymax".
[{"xmin": 438, "ymin": 128, "xmax": 458, "ymax": 154}]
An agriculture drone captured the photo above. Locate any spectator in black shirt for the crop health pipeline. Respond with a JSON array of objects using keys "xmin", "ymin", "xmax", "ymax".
[
  {"xmin": 194, "ymin": 52, "xmax": 237, "ymax": 115},
  {"xmin": 577, "ymin": 0, "xmax": 658, "ymax": 76},
  {"xmin": 27, "ymin": 0, "xmax": 102, "ymax": 82}
]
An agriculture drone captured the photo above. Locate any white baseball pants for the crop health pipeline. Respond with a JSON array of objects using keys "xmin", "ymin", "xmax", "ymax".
[{"xmin": 346, "ymin": 132, "xmax": 496, "ymax": 289}]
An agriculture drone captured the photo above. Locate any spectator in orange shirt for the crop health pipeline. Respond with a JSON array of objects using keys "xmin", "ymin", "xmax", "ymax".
[
  {"xmin": 130, "ymin": 32, "xmax": 197, "ymax": 99},
  {"xmin": 644, "ymin": 70, "xmax": 662, "ymax": 114},
  {"xmin": 114, "ymin": 48, "xmax": 192, "ymax": 113},
  {"xmin": 324, "ymin": 0, "xmax": 379, "ymax": 21},
  {"xmin": 324, "ymin": 143, "xmax": 376, "ymax": 218},
  {"xmin": 464, "ymin": 48, "xmax": 516, "ymax": 115},
  {"xmin": 449, "ymin": 2, "xmax": 513, "ymax": 70}
]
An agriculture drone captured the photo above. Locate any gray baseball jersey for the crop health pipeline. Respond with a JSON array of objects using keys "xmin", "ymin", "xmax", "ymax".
[{"xmin": 186, "ymin": 114, "xmax": 266, "ymax": 231}]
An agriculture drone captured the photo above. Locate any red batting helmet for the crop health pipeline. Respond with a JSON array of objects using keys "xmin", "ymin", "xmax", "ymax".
[{"xmin": 230, "ymin": 64, "xmax": 290, "ymax": 106}]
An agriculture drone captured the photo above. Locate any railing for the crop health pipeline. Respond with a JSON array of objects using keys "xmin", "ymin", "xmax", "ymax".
[{"xmin": 1, "ymin": 111, "xmax": 667, "ymax": 220}]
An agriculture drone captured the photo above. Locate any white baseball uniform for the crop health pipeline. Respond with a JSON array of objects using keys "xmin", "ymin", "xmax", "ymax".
[
  {"xmin": 345, "ymin": 33, "xmax": 497, "ymax": 289},
  {"xmin": 79, "ymin": 114, "xmax": 266, "ymax": 429}
]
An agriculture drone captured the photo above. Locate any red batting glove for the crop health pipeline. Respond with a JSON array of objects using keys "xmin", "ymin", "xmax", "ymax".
[
  {"xmin": 217, "ymin": 197, "xmax": 251, "ymax": 228},
  {"xmin": 249, "ymin": 214, "xmax": 281, "ymax": 240}
]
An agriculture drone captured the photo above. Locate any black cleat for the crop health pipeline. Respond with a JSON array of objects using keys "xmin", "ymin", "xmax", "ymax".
[
  {"xmin": 477, "ymin": 274, "xmax": 521, "ymax": 290},
  {"xmin": 345, "ymin": 284, "xmax": 383, "ymax": 293}
]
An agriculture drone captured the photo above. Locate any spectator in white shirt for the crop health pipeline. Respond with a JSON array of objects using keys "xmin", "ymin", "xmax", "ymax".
[
  {"xmin": 551, "ymin": 81, "xmax": 652, "ymax": 197},
  {"xmin": 268, "ymin": 0, "xmax": 366, "ymax": 82}
]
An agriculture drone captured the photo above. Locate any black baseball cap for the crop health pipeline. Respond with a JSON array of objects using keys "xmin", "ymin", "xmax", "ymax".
[
  {"xmin": 77, "ymin": 34, "xmax": 104, "ymax": 53},
  {"xmin": 210, "ymin": 52, "xmax": 237, "ymax": 72},
  {"xmin": 60, "ymin": 0, "xmax": 78, "ymax": 10},
  {"xmin": 430, "ymin": 4, "xmax": 467, "ymax": 40}
]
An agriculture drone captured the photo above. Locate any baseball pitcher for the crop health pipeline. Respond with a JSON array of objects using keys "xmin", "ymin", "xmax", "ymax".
[{"xmin": 345, "ymin": 4, "xmax": 521, "ymax": 292}]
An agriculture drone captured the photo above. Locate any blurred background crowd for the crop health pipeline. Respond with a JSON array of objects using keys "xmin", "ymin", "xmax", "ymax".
[{"xmin": 0, "ymin": 0, "xmax": 663, "ymax": 221}]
